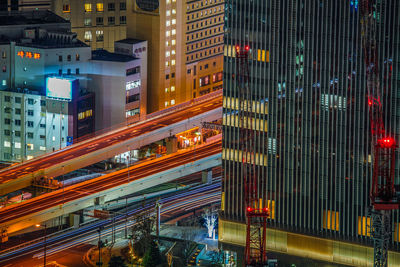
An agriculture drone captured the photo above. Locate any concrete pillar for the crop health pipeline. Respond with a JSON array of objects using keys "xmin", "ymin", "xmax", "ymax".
[
  {"xmin": 69, "ymin": 213, "xmax": 80, "ymax": 228},
  {"xmin": 202, "ymin": 169, "xmax": 212, "ymax": 184},
  {"xmin": 166, "ymin": 136, "xmax": 178, "ymax": 154}
]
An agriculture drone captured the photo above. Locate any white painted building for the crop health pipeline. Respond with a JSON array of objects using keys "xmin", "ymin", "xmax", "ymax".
[
  {"xmin": 89, "ymin": 47, "xmax": 146, "ymax": 130},
  {"xmin": 0, "ymin": 90, "xmax": 68, "ymax": 162}
]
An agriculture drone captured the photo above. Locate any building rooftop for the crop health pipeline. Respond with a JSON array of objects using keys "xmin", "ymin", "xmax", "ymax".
[
  {"xmin": 91, "ymin": 49, "xmax": 138, "ymax": 62},
  {"xmin": 116, "ymin": 38, "xmax": 146, "ymax": 45},
  {"xmin": 0, "ymin": 10, "xmax": 68, "ymax": 26}
]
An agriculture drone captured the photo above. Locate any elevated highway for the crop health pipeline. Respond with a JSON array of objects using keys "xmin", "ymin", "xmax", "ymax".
[
  {"xmin": 0, "ymin": 90, "xmax": 222, "ymax": 196},
  {"xmin": 0, "ymin": 139, "xmax": 222, "ymax": 236}
]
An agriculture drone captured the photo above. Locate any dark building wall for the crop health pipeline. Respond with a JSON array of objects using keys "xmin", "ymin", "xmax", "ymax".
[{"xmin": 222, "ymin": 0, "xmax": 400, "ymax": 247}]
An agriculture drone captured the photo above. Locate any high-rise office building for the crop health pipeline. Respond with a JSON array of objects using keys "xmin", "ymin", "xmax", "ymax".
[
  {"xmin": 127, "ymin": 0, "xmax": 224, "ymax": 113},
  {"xmin": 220, "ymin": 1, "xmax": 400, "ymax": 265},
  {"xmin": 0, "ymin": 0, "xmax": 51, "ymax": 11},
  {"xmin": 52, "ymin": 0, "xmax": 127, "ymax": 52}
]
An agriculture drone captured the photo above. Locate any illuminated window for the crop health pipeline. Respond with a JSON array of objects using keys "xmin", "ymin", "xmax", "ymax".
[
  {"xmin": 171, "ymin": 29, "xmax": 176, "ymax": 35},
  {"xmin": 166, "ymin": 51, "xmax": 170, "ymax": 57},
  {"xmin": 96, "ymin": 30, "xmax": 104, "ymax": 42},
  {"xmin": 4, "ymin": 141, "xmax": 10, "ymax": 148},
  {"xmin": 165, "ymin": 87, "xmax": 169, "ymax": 93},
  {"xmin": 15, "ymin": 142, "xmax": 21, "ymax": 149},
  {"xmin": 171, "ymin": 99, "xmax": 175, "ymax": 105},
  {"xmin": 165, "ymin": 101, "xmax": 169, "ymax": 107},
  {"xmin": 96, "ymin": 3, "xmax": 104, "ymax": 12},
  {"xmin": 323, "ymin": 210, "xmax": 339, "ymax": 231},
  {"xmin": 172, "ymin": 9, "xmax": 176, "ymax": 14},
  {"xmin": 171, "ymin": 86, "xmax": 175, "ymax": 92},
  {"xmin": 358, "ymin": 216, "xmax": 371, "ymax": 236},
  {"xmin": 52, "ymin": 136, "xmax": 56, "ymax": 141},
  {"xmin": 166, "ymin": 20, "xmax": 170, "ymax": 26},
  {"xmin": 171, "ymin": 50, "xmax": 175, "ymax": 55},
  {"xmin": 84, "ymin": 31, "xmax": 92, "ymax": 42},
  {"xmin": 172, "ymin": 19, "xmax": 176, "ymax": 25},
  {"xmin": 166, "ymin": 41, "xmax": 169, "ymax": 46},
  {"xmin": 40, "ymin": 146, "xmax": 46, "ymax": 151},
  {"xmin": 84, "ymin": 3, "xmax": 92, "ymax": 12},
  {"xmin": 84, "ymin": 18, "xmax": 92, "ymax": 26},
  {"xmin": 165, "ymin": 61, "xmax": 169, "ymax": 67},
  {"xmin": 166, "ymin": 10, "xmax": 171, "ymax": 16},
  {"xmin": 171, "ymin": 59, "xmax": 175, "ymax": 65},
  {"xmin": 27, "ymin": 144, "xmax": 34, "ymax": 150},
  {"xmin": 27, "ymin": 155, "xmax": 34, "ymax": 160},
  {"xmin": 166, "ymin": 31, "xmax": 170, "ymax": 37},
  {"xmin": 63, "ymin": 4, "xmax": 70, "ymax": 13},
  {"xmin": 166, "ymin": 0, "xmax": 170, "ymax": 4},
  {"xmin": 172, "ymin": 39, "xmax": 176, "ymax": 45}
]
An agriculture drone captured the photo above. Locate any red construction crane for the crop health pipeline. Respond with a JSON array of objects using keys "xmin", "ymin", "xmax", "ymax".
[
  {"xmin": 360, "ymin": 1, "xmax": 398, "ymax": 266},
  {"xmin": 236, "ymin": 45, "xmax": 269, "ymax": 266}
]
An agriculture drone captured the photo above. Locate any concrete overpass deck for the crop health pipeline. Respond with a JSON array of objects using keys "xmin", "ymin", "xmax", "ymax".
[
  {"xmin": 0, "ymin": 139, "xmax": 222, "ymax": 236},
  {"xmin": 0, "ymin": 90, "xmax": 222, "ymax": 196}
]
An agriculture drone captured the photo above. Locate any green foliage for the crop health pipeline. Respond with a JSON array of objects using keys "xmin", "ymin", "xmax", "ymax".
[
  {"xmin": 142, "ymin": 240, "xmax": 167, "ymax": 267},
  {"xmin": 108, "ymin": 255, "xmax": 127, "ymax": 267}
]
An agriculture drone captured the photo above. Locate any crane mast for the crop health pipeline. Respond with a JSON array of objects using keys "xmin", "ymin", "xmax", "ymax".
[
  {"xmin": 236, "ymin": 45, "xmax": 269, "ymax": 266},
  {"xmin": 360, "ymin": 1, "xmax": 398, "ymax": 266}
]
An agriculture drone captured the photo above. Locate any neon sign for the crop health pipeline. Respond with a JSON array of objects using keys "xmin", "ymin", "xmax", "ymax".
[{"xmin": 17, "ymin": 51, "xmax": 41, "ymax": 59}]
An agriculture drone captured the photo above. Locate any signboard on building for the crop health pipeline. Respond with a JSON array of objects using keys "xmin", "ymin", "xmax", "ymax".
[
  {"xmin": 93, "ymin": 209, "xmax": 110, "ymax": 219},
  {"xmin": 46, "ymin": 77, "xmax": 77, "ymax": 101}
]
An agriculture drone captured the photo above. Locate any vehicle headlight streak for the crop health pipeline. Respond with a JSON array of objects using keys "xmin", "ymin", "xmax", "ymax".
[{"xmin": 0, "ymin": 181, "xmax": 221, "ymax": 262}]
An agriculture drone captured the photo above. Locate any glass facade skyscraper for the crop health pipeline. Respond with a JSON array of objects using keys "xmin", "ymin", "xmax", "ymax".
[{"xmin": 221, "ymin": 0, "xmax": 400, "ymax": 263}]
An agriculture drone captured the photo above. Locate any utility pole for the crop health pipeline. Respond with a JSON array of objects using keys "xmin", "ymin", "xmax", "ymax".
[{"xmin": 97, "ymin": 226, "xmax": 103, "ymax": 266}]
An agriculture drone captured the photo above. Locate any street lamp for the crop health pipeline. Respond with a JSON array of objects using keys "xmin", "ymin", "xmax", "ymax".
[{"xmin": 36, "ymin": 223, "xmax": 47, "ymax": 267}]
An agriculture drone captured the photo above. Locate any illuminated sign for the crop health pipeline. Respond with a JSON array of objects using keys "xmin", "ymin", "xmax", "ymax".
[
  {"xmin": 46, "ymin": 77, "xmax": 74, "ymax": 101},
  {"xmin": 17, "ymin": 51, "xmax": 41, "ymax": 59},
  {"xmin": 126, "ymin": 80, "xmax": 141, "ymax": 91}
]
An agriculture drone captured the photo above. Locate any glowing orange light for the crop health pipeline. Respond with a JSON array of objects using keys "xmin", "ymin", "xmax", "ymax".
[
  {"xmin": 26, "ymin": 52, "xmax": 32, "ymax": 58},
  {"xmin": 17, "ymin": 51, "xmax": 24, "ymax": 58},
  {"xmin": 33, "ymin": 53, "xmax": 41, "ymax": 59},
  {"xmin": 236, "ymin": 45, "xmax": 240, "ymax": 52}
]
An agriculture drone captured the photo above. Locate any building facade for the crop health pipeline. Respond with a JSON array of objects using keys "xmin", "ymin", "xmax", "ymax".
[
  {"xmin": 126, "ymin": 0, "xmax": 224, "ymax": 113},
  {"xmin": 221, "ymin": 0, "xmax": 400, "ymax": 265},
  {"xmin": 52, "ymin": 0, "xmax": 127, "ymax": 52},
  {"xmin": 89, "ymin": 48, "xmax": 146, "ymax": 130},
  {"xmin": 0, "ymin": 90, "xmax": 68, "ymax": 162},
  {"xmin": 0, "ymin": 0, "xmax": 51, "ymax": 11}
]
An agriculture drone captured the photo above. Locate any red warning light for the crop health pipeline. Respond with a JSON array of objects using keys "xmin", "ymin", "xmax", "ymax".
[
  {"xmin": 368, "ymin": 100, "xmax": 373, "ymax": 106},
  {"xmin": 378, "ymin": 137, "xmax": 396, "ymax": 148},
  {"xmin": 247, "ymin": 207, "xmax": 252, "ymax": 212},
  {"xmin": 245, "ymin": 45, "xmax": 250, "ymax": 51}
]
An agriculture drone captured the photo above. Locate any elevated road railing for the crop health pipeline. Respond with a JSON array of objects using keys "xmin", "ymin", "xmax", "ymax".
[{"xmin": 0, "ymin": 90, "xmax": 222, "ymax": 195}]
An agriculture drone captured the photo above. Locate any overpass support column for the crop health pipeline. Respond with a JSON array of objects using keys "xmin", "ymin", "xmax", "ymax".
[
  {"xmin": 166, "ymin": 136, "xmax": 178, "ymax": 154},
  {"xmin": 202, "ymin": 169, "xmax": 212, "ymax": 184}
]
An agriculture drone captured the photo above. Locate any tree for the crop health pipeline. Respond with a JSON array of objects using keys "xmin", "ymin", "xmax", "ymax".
[
  {"xmin": 108, "ymin": 255, "xmax": 127, "ymax": 267},
  {"xmin": 202, "ymin": 208, "xmax": 218, "ymax": 238},
  {"xmin": 143, "ymin": 240, "xmax": 167, "ymax": 267},
  {"xmin": 130, "ymin": 210, "xmax": 155, "ymax": 256}
]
